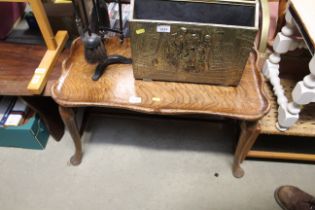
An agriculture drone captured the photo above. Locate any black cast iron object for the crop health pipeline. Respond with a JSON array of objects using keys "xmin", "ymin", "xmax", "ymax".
[{"xmin": 71, "ymin": 0, "xmax": 132, "ymax": 81}]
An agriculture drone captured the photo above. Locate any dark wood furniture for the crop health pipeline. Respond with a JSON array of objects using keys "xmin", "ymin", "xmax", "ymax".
[
  {"xmin": 52, "ymin": 38, "xmax": 270, "ymax": 178},
  {"xmin": 0, "ymin": 41, "xmax": 66, "ymax": 140}
]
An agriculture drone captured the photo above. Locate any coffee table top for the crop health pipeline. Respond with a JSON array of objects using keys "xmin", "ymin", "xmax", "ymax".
[{"xmin": 52, "ymin": 38, "xmax": 269, "ymax": 120}]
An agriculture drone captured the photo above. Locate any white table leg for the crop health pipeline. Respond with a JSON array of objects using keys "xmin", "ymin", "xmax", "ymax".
[
  {"xmin": 263, "ymin": 11, "xmax": 312, "ymax": 131},
  {"xmin": 278, "ymin": 55, "xmax": 315, "ymax": 130},
  {"xmin": 263, "ymin": 12, "xmax": 298, "ymax": 129}
]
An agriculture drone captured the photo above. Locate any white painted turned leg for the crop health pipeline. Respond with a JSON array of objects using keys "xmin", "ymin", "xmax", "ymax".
[
  {"xmin": 263, "ymin": 12, "xmax": 297, "ymax": 128},
  {"xmin": 278, "ymin": 55, "xmax": 315, "ymax": 130},
  {"xmin": 263, "ymin": 11, "xmax": 310, "ymax": 131}
]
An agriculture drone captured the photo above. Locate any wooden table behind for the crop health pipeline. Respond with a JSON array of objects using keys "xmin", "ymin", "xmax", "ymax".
[
  {"xmin": 0, "ymin": 41, "xmax": 68, "ymax": 96},
  {"xmin": 0, "ymin": 41, "xmax": 68, "ymax": 140}
]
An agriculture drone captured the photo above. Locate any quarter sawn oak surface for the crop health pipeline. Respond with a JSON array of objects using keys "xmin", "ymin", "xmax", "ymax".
[{"xmin": 52, "ymin": 38, "xmax": 269, "ymax": 120}]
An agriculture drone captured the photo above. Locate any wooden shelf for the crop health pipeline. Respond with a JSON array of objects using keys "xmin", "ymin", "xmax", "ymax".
[{"xmin": 0, "ymin": 41, "xmax": 69, "ymax": 96}]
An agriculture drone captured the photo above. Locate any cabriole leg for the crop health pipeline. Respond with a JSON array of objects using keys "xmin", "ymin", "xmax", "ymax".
[
  {"xmin": 59, "ymin": 106, "xmax": 83, "ymax": 165},
  {"xmin": 233, "ymin": 121, "xmax": 260, "ymax": 178},
  {"xmin": 262, "ymin": 11, "xmax": 305, "ymax": 131}
]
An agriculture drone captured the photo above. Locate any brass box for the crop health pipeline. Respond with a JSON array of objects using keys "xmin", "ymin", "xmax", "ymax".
[{"xmin": 129, "ymin": 0, "xmax": 259, "ymax": 86}]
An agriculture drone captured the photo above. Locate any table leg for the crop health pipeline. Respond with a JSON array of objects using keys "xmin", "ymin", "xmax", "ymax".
[
  {"xmin": 278, "ymin": 55, "xmax": 315, "ymax": 129},
  {"xmin": 233, "ymin": 121, "xmax": 260, "ymax": 178},
  {"xmin": 263, "ymin": 12, "xmax": 297, "ymax": 108},
  {"xmin": 59, "ymin": 106, "xmax": 83, "ymax": 165},
  {"xmin": 22, "ymin": 96, "xmax": 64, "ymax": 141},
  {"xmin": 263, "ymin": 11, "xmax": 306, "ymax": 131}
]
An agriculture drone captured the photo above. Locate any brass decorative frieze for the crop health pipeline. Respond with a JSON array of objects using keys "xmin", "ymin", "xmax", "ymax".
[{"xmin": 129, "ymin": 0, "xmax": 258, "ymax": 86}]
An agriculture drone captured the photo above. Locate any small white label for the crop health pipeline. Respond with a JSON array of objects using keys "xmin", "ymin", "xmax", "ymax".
[
  {"xmin": 31, "ymin": 75, "xmax": 42, "ymax": 84},
  {"xmin": 35, "ymin": 68, "xmax": 47, "ymax": 74},
  {"xmin": 5, "ymin": 114, "xmax": 23, "ymax": 126},
  {"xmin": 157, "ymin": 25, "xmax": 171, "ymax": 33},
  {"xmin": 129, "ymin": 96, "xmax": 142, "ymax": 104}
]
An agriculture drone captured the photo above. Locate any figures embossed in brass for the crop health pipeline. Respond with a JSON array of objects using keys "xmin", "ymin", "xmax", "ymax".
[
  {"xmin": 130, "ymin": 0, "xmax": 259, "ymax": 86},
  {"xmin": 166, "ymin": 27, "xmax": 213, "ymax": 73}
]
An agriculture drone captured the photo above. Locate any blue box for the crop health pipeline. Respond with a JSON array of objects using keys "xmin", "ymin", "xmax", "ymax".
[{"xmin": 0, "ymin": 115, "xmax": 49, "ymax": 150}]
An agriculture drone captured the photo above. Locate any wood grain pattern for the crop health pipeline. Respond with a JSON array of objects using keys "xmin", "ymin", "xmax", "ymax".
[
  {"xmin": 52, "ymin": 38, "xmax": 270, "ymax": 120},
  {"xmin": 0, "ymin": 41, "xmax": 69, "ymax": 96},
  {"xmin": 1, "ymin": 0, "xmax": 68, "ymax": 95},
  {"xmin": 0, "ymin": 41, "xmax": 66, "ymax": 140}
]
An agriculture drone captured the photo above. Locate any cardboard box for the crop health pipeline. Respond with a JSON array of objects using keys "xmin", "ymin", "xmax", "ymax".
[{"xmin": 0, "ymin": 115, "xmax": 49, "ymax": 150}]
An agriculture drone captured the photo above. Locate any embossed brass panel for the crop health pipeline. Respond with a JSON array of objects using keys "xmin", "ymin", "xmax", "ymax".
[{"xmin": 130, "ymin": 0, "xmax": 259, "ymax": 86}]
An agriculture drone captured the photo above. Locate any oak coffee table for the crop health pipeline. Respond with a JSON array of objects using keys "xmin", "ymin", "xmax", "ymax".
[{"xmin": 52, "ymin": 38, "xmax": 270, "ymax": 178}]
